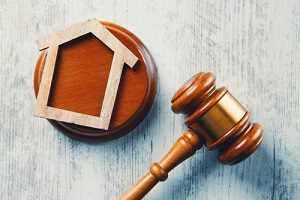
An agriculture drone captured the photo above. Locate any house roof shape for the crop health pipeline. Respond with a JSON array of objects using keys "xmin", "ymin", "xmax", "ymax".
[{"xmin": 34, "ymin": 18, "xmax": 138, "ymax": 130}]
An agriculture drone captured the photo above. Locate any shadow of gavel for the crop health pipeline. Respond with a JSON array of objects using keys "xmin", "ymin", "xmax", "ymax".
[{"xmin": 119, "ymin": 72, "xmax": 263, "ymax": 199}]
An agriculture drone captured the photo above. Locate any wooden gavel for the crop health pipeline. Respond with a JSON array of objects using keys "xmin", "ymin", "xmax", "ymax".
[{"xmin": 119, "ymin": 72, "xmax": 263, "ymax": 200}]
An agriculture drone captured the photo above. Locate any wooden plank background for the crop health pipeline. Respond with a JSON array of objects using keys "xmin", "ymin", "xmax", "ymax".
[{"xmin": 0, "ymin": 0, "xmax": 299, "ymax": 199}]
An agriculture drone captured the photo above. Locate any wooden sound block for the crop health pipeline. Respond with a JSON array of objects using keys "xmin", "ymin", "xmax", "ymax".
[{"xmin": 34, "ymin": 20, "xmax": 156, "ymax": 142}]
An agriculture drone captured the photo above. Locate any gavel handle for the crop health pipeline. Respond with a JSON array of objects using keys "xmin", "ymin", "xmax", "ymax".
[{"xmin": 118, "ymin": 130, "xmax": 203, "ymax": 200}]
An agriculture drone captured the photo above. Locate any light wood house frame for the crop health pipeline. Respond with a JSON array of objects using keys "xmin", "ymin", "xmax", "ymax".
[{"xmin": 34, "ymin": 18, "xmax": 138, "ymax": 130}]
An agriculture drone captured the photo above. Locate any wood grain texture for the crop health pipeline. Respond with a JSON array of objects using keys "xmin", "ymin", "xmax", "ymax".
[
  {"xmin": 33, "ymin": 22, "xmax": 157, "ymax": 142},
  {"xmin": 119, "ymin": 130, "xmax": 203, "ymax": 200},
  {"xmin": 34, "ymin": 19, "xmax": 138, "ymax": 130},
  {"xmin": 0, "ymin": 0, "xmax": 299, "ymax": 200}
]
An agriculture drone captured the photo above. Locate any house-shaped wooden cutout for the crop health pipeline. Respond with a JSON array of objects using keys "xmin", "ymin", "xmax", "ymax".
[{"xmin": 34, "ymin": 18, "xmax": 138, "ymax": 130}]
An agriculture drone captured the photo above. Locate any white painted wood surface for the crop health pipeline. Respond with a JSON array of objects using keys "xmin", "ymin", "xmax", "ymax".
[{"xmin": 0, "ymin": 0, "xmax": 299, "ymax": 199}]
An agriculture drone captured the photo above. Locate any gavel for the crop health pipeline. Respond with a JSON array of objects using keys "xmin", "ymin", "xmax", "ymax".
[{"xmin": 119, "ymin": 72, "xmax": 263, "ymax": 199}]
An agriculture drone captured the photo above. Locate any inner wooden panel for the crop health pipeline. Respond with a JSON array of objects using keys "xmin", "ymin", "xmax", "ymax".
[{"xmin": 48, "ymin": 33, "xmax": 114, "ymax": 117}]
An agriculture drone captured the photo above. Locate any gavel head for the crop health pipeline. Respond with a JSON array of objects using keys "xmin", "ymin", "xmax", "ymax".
[{"xmin": 171, "ymin": 72, "xmax": 263, "ymax": 165}]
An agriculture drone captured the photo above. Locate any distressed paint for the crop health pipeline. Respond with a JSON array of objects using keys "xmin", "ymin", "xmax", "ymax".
[{"xmin": 0, "ymin": 0, "xmax": 299, "ymax": 200}]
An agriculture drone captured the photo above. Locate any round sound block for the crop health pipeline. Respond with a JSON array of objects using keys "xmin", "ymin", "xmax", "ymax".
[{"xmin": 34, "ymin": 21, "xmax": 156, "ymax": 142}]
